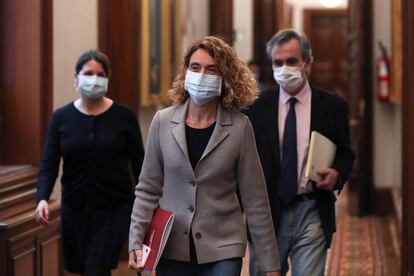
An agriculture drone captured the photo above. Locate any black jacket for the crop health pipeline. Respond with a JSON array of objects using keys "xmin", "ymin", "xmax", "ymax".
[{"xmin": 245, "ymin": 84, "xmax": 355, "ymax": 247}]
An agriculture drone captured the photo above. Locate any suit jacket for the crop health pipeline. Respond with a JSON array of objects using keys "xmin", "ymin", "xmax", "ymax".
[
  {"xmin": 246, "ymin": 85, "xmax": 355, "ymax": 247},
  {"xmin": 129, "ymin": 99, "xmax": 280, "ymax": 271}
]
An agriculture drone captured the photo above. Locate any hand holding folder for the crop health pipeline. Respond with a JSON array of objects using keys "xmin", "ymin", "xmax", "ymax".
[
  {"xmin": 305, "ymin": 131, "xmax": 337, "ymax": 182},
  {"xmin": 129, "ymin": 208, "xmax": 174, "ymax": 275},
  {"xmin": 141, "ymin": 208, "xmax": 174, "ymax": 274}
]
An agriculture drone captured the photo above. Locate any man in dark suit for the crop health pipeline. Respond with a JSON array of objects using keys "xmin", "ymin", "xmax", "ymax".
[{"xmin": 246, "ymin": 29, "xmax": 355, "ymax": 276}]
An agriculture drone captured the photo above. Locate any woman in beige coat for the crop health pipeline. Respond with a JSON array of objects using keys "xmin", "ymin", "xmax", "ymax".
[{"xmin": 128, "ymin": 36, "xmax": 280, "ymax": 276}]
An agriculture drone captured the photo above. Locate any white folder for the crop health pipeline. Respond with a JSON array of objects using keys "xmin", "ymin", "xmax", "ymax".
[{"xmin": 305, "ymin": 131, "xmax": 337, "ymax": 182}]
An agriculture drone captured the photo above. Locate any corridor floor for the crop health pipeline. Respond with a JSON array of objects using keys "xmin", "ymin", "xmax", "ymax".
[{"xmin": 324, "ymin": 187, "xmax": 400, "ymax": 276}]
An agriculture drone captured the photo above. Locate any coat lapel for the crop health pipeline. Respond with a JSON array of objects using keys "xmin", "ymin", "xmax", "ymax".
[
  {"xmin": 170, "ymin": 100, "xmax": 230, "ymax": 164},
  {"xmin": 200, "ymin": 103, "xmax": 230, "ymax": 161},
  {"xmin": 310, "ymin": 86, "xmax": 326, "ymax": 134},
  {"xmin": 270, "ymin": 88, "xmax": 281, "ymax": 163},
  {"xmin": 171, "ymin": 100, "xmax": 190, "ymax": 159}
]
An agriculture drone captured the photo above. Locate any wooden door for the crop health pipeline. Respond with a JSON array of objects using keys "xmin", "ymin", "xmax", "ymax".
[
  {"xmin": 347, "ymin": 0, "xmax": 374, "ymax": 216},
  {"xmin": 305, "ymin": 6, "xmax": 374, "ymax": 216},
  {"xmin": 304, "ymin": 9, "xmax": 348, "ymax": 98},
  {"xmin": 402, "ymin": 0, "xmax": 414, "ymax": 274}
]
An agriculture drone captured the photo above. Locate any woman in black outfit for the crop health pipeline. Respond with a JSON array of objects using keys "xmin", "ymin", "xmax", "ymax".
[{"xmin": 35, "ymin": 50, "xmax": 144, "ymax": 276}]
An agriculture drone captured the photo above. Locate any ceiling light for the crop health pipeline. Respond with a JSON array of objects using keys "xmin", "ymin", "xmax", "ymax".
[{"xmin": 320, "ymin": 0, "xmax": 343, "ymax": 8}]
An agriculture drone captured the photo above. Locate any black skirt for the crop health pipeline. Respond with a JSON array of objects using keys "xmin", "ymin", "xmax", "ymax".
[{"xmin": 60, "ymin": 204, "xmax": 131, "ymax": 274}]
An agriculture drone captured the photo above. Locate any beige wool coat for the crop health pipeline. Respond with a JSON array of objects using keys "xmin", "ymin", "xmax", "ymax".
[{"xmin": 129, "ymin": 99, "xmax": 280, "ymax": 272}]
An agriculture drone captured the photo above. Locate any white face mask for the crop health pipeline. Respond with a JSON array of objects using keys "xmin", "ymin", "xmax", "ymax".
[
  {"xmin": 273, "ymin": 65, "xmax": 305, "ymax": 93},
  {"xmin": 184, "ymin": 70, "xmax": 222, "ymax": 106},
  {"xmin": 76, "ymin": 75, "xmax": 108, "ymax": 100}
]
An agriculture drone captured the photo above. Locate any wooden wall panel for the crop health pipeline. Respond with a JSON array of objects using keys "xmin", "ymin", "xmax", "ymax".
[
  {"xmin": 347, "ymin": 0, "xmax": 373, "ymax": 216},
  {"xmin": 1, "ymin": 168, "xmax": 63, "ymax": 276},
  {"xmin": 40, "ymin": 0, "xmax": 54, "ymax": 151},
  {"xmin": 98, "ymin": 0, "xmax": 141, "ymax": 112},
  {"xmin": 253, "ymin": 0, "xmax": 282, "ymax": 85},
  {"xmin": 402, "ymin": 0, "xmax": 414, "ymax": 274},
  {"xmin": 11, "ymin": 238, "xmax": 36, "ymax": 276},
  {"xmin": 209, "ymin": 0, "xmax": 233, "ymax": 44},
  {"xmin": 13, "ymin": 254, "xmax": 36, "ymax": 276},
  {"xmin": 1, "ymin": 200, "xmax": 62, "ymax": 276},
  {"xmin": 40, "ymin": 235, "xmax": 61, "ymax": 276},
  {"xmin": 0, "ymin": 0, "xmax": 52, "ymax": 165}
]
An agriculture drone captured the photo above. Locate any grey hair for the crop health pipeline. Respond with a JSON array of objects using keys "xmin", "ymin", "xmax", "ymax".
[{"xmin": 266, "ymin": 29, "xmax": 313, "ymax": 62}]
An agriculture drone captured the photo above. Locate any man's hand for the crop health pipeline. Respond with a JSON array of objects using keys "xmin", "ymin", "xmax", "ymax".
[
  {"xmin": 128, "ymin": 249, "xmax": 144, "ymax": 271},
  {"xmin": 35, "ymin": 200, "xmax": 49, "ymax": 226},
  {"xmin": 316, "ymin": 168, "xmax": 339, "ymax": 191}
]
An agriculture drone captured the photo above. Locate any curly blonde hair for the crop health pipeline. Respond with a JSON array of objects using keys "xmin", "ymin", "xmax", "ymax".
[{"xmin": 168, "ymin": 36, "xmax": 257, "ymax": 111}]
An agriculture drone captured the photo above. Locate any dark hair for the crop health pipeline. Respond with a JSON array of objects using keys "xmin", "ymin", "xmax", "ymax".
[
  {"xmin": 247, "ymin": 59, "xmax": 261, "ymax": 67},
  {"xmin": 75, "ymin": 50, "xmax": 111, "ymax": 76},
  {"xmin": 266, "ymin": 29, "xmax": 312, "ymax": 62}
]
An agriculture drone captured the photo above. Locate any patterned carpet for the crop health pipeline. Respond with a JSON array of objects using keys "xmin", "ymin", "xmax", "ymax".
[{"xmin": 326, "ymin": 191, "xmax": 387, "ymax": 276}]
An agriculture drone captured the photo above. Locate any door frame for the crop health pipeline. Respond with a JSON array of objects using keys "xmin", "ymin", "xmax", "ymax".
[{"xmin": 401, "ymin": 0, "xmax": 414, "ymax": 274}]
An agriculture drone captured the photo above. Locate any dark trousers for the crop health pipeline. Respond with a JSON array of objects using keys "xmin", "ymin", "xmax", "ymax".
[
  {"xmin": 157, "ymin": 233, "xmax": 242, "ymax": 276},
  {"xmin": 156, "ymin": 257, "xmax": 242, "ymax": 276}
]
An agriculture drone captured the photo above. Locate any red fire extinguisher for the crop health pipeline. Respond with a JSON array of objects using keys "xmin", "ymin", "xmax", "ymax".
[{"xmin": 377, "ymin": 41, "xmax": 391, "ymax": 102}]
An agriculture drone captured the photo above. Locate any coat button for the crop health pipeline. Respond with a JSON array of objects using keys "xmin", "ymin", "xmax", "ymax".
[
  {"xmin": 188, "ymin": 206, "xmax": 194, "ymax": 213},
  {"xmin": 195, "ymin": 232, "xmax": 202, "ymax": 239},
  {"xmin": 189, "ymin": 181, "xmax": 196, "ymax": 186}
]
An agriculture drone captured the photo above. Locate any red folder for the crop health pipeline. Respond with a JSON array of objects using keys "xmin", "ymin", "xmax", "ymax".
[{"xmin": 142, "ymin": 208, "xmax": 175, "ymax": 273}]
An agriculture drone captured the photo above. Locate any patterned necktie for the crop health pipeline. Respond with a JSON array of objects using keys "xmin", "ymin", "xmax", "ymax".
[{"xmin": 279, "ymin": 97, "xmax": 298, "ymax": 205}]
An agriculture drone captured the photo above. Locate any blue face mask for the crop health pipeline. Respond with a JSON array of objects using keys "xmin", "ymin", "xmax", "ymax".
[{"xmin": 184, "ymin": 70, "xmax": 222, "ymax": 106}]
